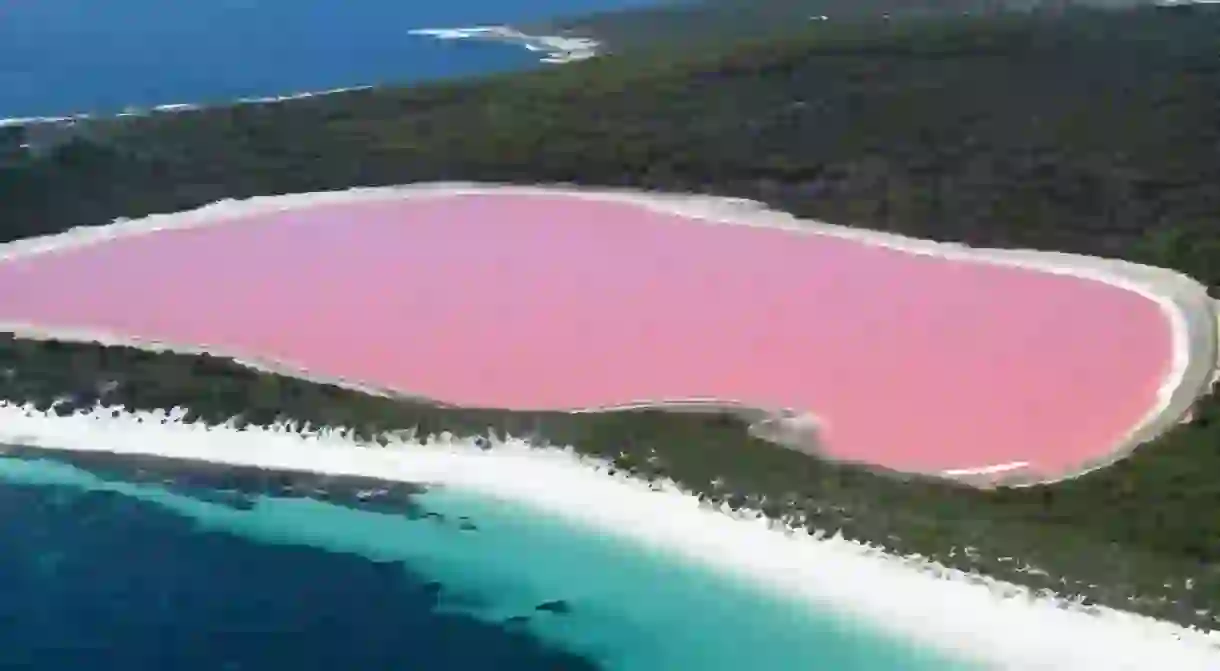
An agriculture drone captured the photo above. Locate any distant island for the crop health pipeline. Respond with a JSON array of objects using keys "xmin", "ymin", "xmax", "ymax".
[{"xmin": 1, "ymin": 2, "xmax": 1219, "ymax": 636}]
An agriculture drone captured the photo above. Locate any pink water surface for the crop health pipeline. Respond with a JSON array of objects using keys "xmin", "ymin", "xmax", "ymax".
[{"xmin": 0, "ymin": 194, "xmax": 1173, "ymax": 477}]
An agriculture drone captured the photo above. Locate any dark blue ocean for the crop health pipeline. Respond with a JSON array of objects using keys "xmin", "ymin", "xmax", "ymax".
[
  {"xmin": 0, "ymin": 0, "xmax": 668, "ymax": 119},
  {"xmin": 0, "ymin": 449, "xmax": 978, "ymax": 670}
]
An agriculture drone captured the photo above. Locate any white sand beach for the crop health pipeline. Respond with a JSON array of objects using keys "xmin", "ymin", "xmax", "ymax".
[
  {"xmin": 408, "ymin": 26, "xmax": 600, "ymax": 63},
  {"xmin": 0, "ymin": 401, "xmax": 1218, "ymax": 670}
]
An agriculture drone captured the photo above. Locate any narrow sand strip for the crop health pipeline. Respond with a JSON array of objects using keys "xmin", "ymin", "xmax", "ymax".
[
  {"xmin": 0, "ymin": 84, "xmax": 374, "ymax": 133},
  {"xmin": 0, "ymin": 183, "xmax": 1214, "ymax": 485},
  {"xmin": 1, "ymin": 401, "xmax": 1217, "ymax": 670},
  {"xmin": 408, "ymin": 26, "xmax": 600, "ymax": 64}
]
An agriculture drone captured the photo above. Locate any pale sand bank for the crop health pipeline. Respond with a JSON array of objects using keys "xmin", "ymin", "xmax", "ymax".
[
  {"xmin": 0, "ymin": 401, "xmax": 1218, "ymax": 670},
  {"xmin": 408, "ymin": 26, "xmax": 600, "ymax": 64},
  {"xmin": 0, "ymin": 183, "xmax": 1214, "ymax": 485}
]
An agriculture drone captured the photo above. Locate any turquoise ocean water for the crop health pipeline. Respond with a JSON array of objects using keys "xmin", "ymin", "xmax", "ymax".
[{"xmin": 0, "ymin": 450, "xmax": 979, "ymax": 670}]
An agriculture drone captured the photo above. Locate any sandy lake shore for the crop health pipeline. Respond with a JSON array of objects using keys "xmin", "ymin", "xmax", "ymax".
[{"xmin": 0, "ymin": 183, "xmax": 1214, "ymax": 485}]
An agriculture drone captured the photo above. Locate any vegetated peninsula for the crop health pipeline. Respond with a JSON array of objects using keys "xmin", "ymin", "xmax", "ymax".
[
  {"xmin": 2, "ymin": 4, "xmax": 1220, "ymax": 631},
  {"xmin": 519, "ymin": 0, "xmax": 1154, "ymax": 56}
]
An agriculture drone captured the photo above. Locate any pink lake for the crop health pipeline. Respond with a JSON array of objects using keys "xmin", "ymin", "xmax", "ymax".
[{"xmin": 0, "ymin": 194, "xmax": 1173, "ymax": 478}]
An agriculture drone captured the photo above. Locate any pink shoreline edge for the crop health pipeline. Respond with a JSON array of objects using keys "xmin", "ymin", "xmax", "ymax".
[{"xmin": 0, "ymin": 183, "xmax": 1213, "ymax": 487}]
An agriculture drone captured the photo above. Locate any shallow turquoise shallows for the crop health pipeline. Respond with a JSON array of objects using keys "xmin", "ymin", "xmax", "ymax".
[{"xmin": 0, "ymin": 454, "xmax": 980, "ymax": 670}]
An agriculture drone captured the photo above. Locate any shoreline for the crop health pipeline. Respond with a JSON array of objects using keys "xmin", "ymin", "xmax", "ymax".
[
  {"xmin": 0, "ymin": 24, "xmax": 591, "ymax": 130},
  {"xmin": 2, "ymin": 401, "xmax": 1219, "ymax": 669},
  {"xmin": 408, "ymin": 25, "xmax": 601, "ymax": 64},
  {"xmin": 1, "ymin": 182, "xmax": 1214, "ymax": 486},
  {"xmin": 0, "ymin": 85, "xmax": 377, "ymax": 133},
  {"xmin": 0, "ymin": 321, "xmax": 827, "ymax": 466}
]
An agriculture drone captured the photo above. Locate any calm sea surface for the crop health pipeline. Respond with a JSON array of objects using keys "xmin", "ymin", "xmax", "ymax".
[
  {"xmin": 0, "ymin": 0, "xmax": 668, "ymax": 119},
  {"xmin": 0, "ymin": 450, "xmax": 979, "ymax": 670}
]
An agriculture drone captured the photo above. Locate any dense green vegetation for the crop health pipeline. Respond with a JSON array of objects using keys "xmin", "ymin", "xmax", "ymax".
[
  {"xmin": 527, "ymin": 0, "xmax": 1145, "ymax": 54},
  {"xmin": 2, "ymin": 5, "xmax": 1220, "ymax": 628}
]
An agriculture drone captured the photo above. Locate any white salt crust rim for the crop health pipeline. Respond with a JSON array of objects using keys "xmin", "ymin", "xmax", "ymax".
[
  {"xmin": 0, "ymin": 183, "xmax": 1214, "ymax": 485},
  {"xmin": 0, "ymin": 402, "xmax": 1218, "ymax": 670}
]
